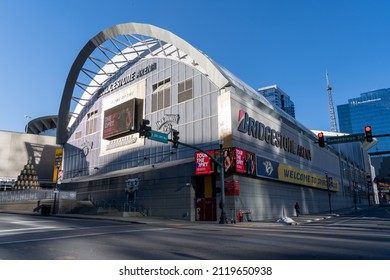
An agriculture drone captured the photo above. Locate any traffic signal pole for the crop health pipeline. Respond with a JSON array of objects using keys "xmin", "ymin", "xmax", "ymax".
[
  {"xmin": 167, "ymin": 139, "xmax": 216, "ymax": 162},
  {"xmin": 168, "ymin": 139, "xmax": 227, "ymax": 224},
  {"xmin": 138, "ymin": 120, "xmax": 228, "ymax": 224},
  {"xmin": 316, "ymin": 125, "xmax": 390, "ymax": 147},
  {"xmin": 371, "ymin": 133, "xmax": 390, "ymax": 138}
]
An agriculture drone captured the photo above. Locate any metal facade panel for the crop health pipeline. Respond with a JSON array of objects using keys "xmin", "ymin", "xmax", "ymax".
[
  {"xmin": 63, "ymin": 56, "xmax": 219, "ymax": 180},
  {"xmin": 57, "ymin": 23, "xmax": 230, "ymax": 145},
  {"xmin": 230, "ymin": 91, "xmax": 341, "ymax": 178}
]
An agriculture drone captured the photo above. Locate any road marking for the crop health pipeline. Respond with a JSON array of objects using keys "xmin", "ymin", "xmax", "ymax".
[
  {"xmin": 0, "ymin": 227, "xmax": 171, "ymax": 245},
  {"xmin": 0, "ymin": 226, "xmax": 56, "ymax": 234},
  {"xmin": 10, "ymin": 220, "xmax": 54, "ymax": 224}
]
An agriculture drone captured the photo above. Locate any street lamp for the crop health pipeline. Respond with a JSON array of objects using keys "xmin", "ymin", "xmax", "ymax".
[
  {"xmin": 353, "ymin": 180, "xmax": 358, "ymax": 210},
  {"xmin": 219, "ymin": 139, "xmax": 227, "ymax": 224},
  {"xmin": 24, "ymin": 115, "xmax": 31, "ymax": 133},
  {"xmin": 326, "ymin": 172, "xmax": 333, "ymax": 214},
  {"xmin": 52, "ymin": 164, "xmax": 60, "ymax": 214},
  {"xmin": 186, "ymin": 183, "xmax": 195, "ymax": 222}
]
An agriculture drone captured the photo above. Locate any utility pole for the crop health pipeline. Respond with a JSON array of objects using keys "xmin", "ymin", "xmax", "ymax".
[{"xmin": 139, "ymin": 120, "xmax": 227, "ymax": 224}]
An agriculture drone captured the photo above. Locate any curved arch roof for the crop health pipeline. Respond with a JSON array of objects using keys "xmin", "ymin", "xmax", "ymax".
[
  {"xmin": 26, "ymin": 115, "xmax": 58, "ymax": 135},
  {"xmin": 57, "ymin": 22, "xmax": 275, "ymax": 144}
]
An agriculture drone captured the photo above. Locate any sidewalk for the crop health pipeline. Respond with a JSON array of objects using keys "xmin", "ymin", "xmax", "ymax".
[
  {"xmin": 57, "ymin": 205, "xmax": 373, "ymax": 227},
  {"xmin": 268, "ymin": 206, "xmax": 371, "ymax": 226},
  {"xmin": 1, "ymin": 205, "xmax": 372, "ymax": 227},
  {"xmin": 223, "ymin": 205, "xmax": 373, "ymax": 227}
]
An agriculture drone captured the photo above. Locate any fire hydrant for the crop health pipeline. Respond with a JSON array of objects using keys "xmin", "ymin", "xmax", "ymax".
[{"xmin": 237, "ymin": 209, "xmax": 243, "ymax": 222}]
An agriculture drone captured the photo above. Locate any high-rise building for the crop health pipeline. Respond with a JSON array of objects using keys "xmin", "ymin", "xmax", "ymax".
[
  {"xmin": 337, "ymin": 88, "xmax": 390, "ymax": 177},
  {"xmin": 257, "ymin": 85, "xmax": 296, "ymax": 119},
  {"xmin": 337, "ymin": 88, "xmax": 390, "ymax": 153}
]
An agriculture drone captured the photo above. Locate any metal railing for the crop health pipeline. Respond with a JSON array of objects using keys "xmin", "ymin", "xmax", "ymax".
[{"xmin": 0, "ymin": 189, "xmax": 76, "ymax": 202}]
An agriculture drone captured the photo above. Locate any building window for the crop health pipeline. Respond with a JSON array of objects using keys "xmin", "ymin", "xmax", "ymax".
[
  {"xmin": 86, "ymin": 110, "xmax": 98, "ymax": 135},
  {"xmin": 178, "ymin": 78, "xmax": 193, "ymax": 103},
  {"xmin": 75, "ymin": 131, "xmax": 82, "ymax": 139},
  {"xmin": 152, "ymin": 78, "xmax": 171, "ymax": 112}
]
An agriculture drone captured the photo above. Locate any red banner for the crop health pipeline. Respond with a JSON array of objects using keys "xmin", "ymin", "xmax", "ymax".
[
  {"xmin": 235, "ymin": 148, "xmax": 246, "ymax": 173},
  {"xmin": 195, "ymin": 148, "xmax": 257, "ymax": 176},
  {"xmin": 195, "ymin": 151, "xmax": 214, "ymax": 175},
  {"xmin": 225, "ymin": 180, "xmax": 240, "ymax": 196}
]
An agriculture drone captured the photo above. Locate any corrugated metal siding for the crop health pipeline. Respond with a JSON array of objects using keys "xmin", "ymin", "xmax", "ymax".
[{"xmin": 64, "ymin": 57, "xmax": 219, "ymax": 180}]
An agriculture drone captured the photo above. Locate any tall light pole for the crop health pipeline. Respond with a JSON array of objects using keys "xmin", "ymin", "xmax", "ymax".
[
  {"xmin": 219, "ymin": 139, "xmax": 226, "ymax": 224},
  {"xmin": 326, "ymin": 172, "xmax": 333, "ymax": 214},
  {"xmin": 24, "ymin": 115, "xmax": 31, "ymax": 133},
  {"xmin": 353, "ymin": 180, "xmax": 358, "ymax": 210},
  {"xmin": 186, "ymin": 183, "xmax": 195, "ymax": 222},
  {"xmin": 52, "ymin": 164, "xmax": 60, "ymax": 214}
]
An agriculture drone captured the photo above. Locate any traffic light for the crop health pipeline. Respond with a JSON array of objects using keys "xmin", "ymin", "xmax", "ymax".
[
  {"xmin": 139, "ymin": 119, "xmax": 151, "ymax": 137},
  {"xmin": 172, "ymin": 130, "xmax": 180, "ymax": 148},
  {"xmin": 365, "ymin": 126, "xmax": 373, "ymax": 142},
  {"xmin": 318, "ymin": 132, "xmax": 325, "ymax": 147}
]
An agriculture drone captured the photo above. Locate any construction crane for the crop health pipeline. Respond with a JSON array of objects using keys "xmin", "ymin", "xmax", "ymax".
[{"xmin": 326, "ymin": 71, "xmax": 338, "ymax": 132}]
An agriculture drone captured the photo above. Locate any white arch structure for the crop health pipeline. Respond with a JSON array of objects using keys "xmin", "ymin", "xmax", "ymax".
[{"xmin": 57, "ymin": 22, "xmax": 275, "ymax": 145}]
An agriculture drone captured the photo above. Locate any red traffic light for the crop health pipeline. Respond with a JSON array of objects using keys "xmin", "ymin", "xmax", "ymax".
[
  {"xmin": 317, "ymin": 132, "xmax": 325, "ymax": 147},
  {"xmin": 365, "ymin": 126, "xmax": 373, "ymax": 142}
]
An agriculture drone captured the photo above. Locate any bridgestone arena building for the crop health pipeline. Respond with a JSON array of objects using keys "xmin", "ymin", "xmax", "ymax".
[{"xmin": 57, "ymin": 23, "xmax": 377, "ymax": 221}]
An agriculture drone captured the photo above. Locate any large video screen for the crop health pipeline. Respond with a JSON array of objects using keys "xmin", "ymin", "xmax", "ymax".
[{"xmin": 103, "ymin": 99, "xmax": 137, "ymax": 140}]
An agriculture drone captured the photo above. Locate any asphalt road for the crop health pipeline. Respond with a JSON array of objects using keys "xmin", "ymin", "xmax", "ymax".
[{"xmin": 0, "ymin": 207, "xmax": 390, "ymax": 260}]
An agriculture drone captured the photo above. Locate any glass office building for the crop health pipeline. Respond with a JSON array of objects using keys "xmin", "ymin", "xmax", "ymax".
[
  {"xmin": 337, "ymin": 88, "xmax": 390, "ymax": 178},
  {"xmin": 337, "ymin": 88, "xmax": 390, "ymax": 154},
  {"xmin": 258, "ymin": 85, "xmax": 296, "ymax": 119}
]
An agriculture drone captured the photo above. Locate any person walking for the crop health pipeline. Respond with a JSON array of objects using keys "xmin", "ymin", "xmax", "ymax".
[{"xmin": 294, "ymin": 202, "xmax": 301, "ymax": 217}]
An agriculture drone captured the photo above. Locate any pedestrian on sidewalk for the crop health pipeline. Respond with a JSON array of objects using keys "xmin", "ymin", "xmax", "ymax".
[{"xmin": 294, "ymin": 202, "xmax": 301, "ymax": 217}]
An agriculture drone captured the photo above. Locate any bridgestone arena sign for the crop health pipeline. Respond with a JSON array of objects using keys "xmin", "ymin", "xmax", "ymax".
[
  {"xmin": 99, "ymin": 63, "xmax": 157, "ymax": 96},
  {"xmin": 237, "ymin": 110, "xmax": 312, "ymax": 161}
]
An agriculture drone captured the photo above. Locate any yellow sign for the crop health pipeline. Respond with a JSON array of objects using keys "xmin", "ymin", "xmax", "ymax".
[
  {"xmin": 278, "ymin": 164, "xmax": 339, "ymax": 191},
  {"xmin": 53, "ymin": 148, "xmax": 63, "ymax": 182}
]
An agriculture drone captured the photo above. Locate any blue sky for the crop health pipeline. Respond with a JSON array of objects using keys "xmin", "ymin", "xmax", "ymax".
[{"xmin": 0, "ymin": 0, "xmax": 389, "ymax": 133}]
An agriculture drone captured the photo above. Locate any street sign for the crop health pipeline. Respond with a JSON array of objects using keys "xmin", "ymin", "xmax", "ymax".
[
  {"xmin": 148, "ymin": 130, "xmax": 168, "ymax": 143},
  {"xmin": 326, "ymin": 133, "xmax": 365, "ymax": 144}
]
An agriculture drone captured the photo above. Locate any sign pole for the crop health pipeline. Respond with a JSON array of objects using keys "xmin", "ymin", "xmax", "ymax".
[
  {"xmin": 219, "ymin": 139, "xmax": 226, "ymax": 224},
  {"xmin": 167, "ymin": 139, "xmax": 227, "ymax": 224}
]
